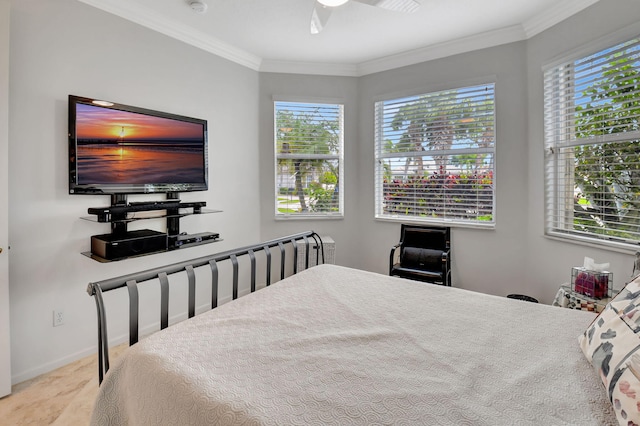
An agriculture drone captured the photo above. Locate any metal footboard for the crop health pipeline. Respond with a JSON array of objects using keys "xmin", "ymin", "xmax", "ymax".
[{"xmin": 87, "ymin": 231, "xmax": 325, "ymax": 384}]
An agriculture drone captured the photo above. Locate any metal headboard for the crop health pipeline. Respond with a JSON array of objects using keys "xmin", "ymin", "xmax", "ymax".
[{"xmin": 87, "ymin": 231, "xmax": 325, "ymax": 384}]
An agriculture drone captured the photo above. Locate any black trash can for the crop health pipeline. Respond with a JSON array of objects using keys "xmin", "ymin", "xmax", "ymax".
[{"xmin": 507, "ymin": 294, "xmax": 539, "ymax": 303}]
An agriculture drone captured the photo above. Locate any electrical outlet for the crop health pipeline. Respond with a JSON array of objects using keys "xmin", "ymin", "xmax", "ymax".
[{"xmin": 53, "ymin": 310, "xmax": 64, "ymax": 327}]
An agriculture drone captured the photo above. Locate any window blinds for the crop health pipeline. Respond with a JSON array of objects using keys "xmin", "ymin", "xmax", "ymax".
[
  {"xmin": 544, "ymin": 36, "xmax": 640, "ymax": 247},
  {"xmin": 274, "ymin": 101, "xmax": 343, "ymax": 217},
  {"xmin": 374, "ymin": 83, "xmax": 496, "ymax": 226}
]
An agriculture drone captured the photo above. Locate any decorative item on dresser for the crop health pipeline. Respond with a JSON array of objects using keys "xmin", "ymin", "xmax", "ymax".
[
  {"xmin": 553, "ymin": 284, "xmax": 611, "ymax": 313},
  {"xmin": 553, "ymin": 256, "xmax": 614, "ymax": 313}
]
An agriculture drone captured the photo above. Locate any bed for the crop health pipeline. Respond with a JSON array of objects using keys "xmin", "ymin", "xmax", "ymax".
[{"xmin": 88, "ymin": 231, "xmax": 625, "ymax": 425}]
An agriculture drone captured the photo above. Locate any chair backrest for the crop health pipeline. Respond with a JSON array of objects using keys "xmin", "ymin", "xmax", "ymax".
[{"xmin": 400, "ymin": 224, "xmax": 450, "ymax": 251}]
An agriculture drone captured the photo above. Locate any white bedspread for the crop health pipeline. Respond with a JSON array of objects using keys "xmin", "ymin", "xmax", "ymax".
[{"xmin": 91, "ymin": 264, "xmax": 616, "ymax": 425}]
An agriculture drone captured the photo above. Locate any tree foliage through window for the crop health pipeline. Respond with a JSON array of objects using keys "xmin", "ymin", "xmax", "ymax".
[
  {"xmin": 545, "ymin": 36, "xmax": 640, "ymax": 247},
  {"xmin": 275, "ymin": 101, "xmax": 343, "ymax": 217},
  {"xmin": 375, "ymin": 84, "xmax": 496, "ymax": 226}
]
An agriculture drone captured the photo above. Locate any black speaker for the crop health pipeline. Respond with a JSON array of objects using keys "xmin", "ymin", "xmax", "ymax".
[{"xmin": 91, "ymin": 229, "xmax": 168, "ymax": 260}]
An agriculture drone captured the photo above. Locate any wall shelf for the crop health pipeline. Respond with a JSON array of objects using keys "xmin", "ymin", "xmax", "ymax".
[
  {"xmin": 82, "ymin": 193, "xmax": 221, "ymax": 262},
  {"xmin": 81, "ymin": 237, "xmax": 224, "ymax": 263},
  {"xmin": 80, "ymin": 208, "xmax": 222, "ymax": 224}
]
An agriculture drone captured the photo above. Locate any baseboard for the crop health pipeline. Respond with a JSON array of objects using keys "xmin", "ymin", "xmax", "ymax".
[
  {"xmin": 11, "ymin": 345, "xmax": 99, "ymax": 385},
  {"xmin": 11, "ymin": 295, "xmax": 237, "ymax": 385}
]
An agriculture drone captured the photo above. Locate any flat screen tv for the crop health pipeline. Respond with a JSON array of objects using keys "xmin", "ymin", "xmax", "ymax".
[{"xmin": 69, "ymin": 95, "xmax": 208, "ymax": 195}]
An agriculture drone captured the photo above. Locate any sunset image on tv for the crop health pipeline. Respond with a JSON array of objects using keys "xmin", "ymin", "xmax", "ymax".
[{"xmin": 74, "ymin": 103, "xmax": 206, "ymax": 185}]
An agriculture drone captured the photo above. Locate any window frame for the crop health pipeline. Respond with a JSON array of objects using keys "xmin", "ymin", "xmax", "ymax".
[
  {"xmin": 543, "ymin": 33, "xmax": 640, "ymax": 252},
  {"xmin": 273, "ymin": 99, "xmax": 345, "ymax": 220},
  {"xmin": 373, "ymin": 82, "xmax": 497, "ymax": 228}
]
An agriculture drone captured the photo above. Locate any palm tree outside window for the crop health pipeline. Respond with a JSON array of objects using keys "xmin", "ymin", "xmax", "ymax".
[
  {"xmin": 274, "ymin": 100, "xmax": 344, "ymax": 218},
  {"xmin": 374, "ymin": 83, "xmax": 496, "ymax": 227}
]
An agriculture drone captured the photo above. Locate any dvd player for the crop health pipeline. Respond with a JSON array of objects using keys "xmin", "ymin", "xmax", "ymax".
[
  {"xmin": 174, "ymin": 232, "xmax": 220, "ymax": 247},
  {"xmin": 128, "ymin": 199, "xmax": 180, "ymax": 206}
]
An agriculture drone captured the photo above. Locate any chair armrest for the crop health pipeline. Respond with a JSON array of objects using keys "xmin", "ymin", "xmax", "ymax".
[
  {"xmin": 441, "ymin": 249, "xmax": 450, "ymax": 286},
  {"xmin": 389, "ymin": 244, "xmax": 401, "ymax": 274}
]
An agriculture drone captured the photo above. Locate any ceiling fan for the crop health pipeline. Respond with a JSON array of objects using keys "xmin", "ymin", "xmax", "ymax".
[{"xmin": 310, "ymin": 0, "xmax": 420, "ymax": 34}]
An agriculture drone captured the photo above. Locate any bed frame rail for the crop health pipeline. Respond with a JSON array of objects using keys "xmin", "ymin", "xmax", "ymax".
[{"xmin": 87, "ymin": 231, "xmax": 325, "ymax": 384}]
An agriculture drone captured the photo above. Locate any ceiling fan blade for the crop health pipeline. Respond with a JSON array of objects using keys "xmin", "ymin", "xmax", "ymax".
[
  {"xmin": 353, "ymin": 0, "xmax": 420, "ymax": 13},
  {"xmin": 310, "ymin": 2, "xmax": 333, "ymax": 34}
]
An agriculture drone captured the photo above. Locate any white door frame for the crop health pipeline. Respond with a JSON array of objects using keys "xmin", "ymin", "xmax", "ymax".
[{"xmin": 0, "ymin": 0, "xmax": 12, "ymax": 398}]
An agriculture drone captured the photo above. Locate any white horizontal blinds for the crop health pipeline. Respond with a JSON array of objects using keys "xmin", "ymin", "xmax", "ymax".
[
  {"xmin": 544, "ymin": 36, "xmax": 640, "ymax": 246},
  {"xmin": 375, "ymin": 83, "xmax": 495, "ymax": 225},
  {"xmin": 274, "ymin": 101, "xmax": 343, "ymax": 217}
]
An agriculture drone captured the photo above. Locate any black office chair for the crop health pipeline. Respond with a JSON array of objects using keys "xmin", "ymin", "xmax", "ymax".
[{"xmin": 389, "ymin": 224, "xmax": 451, "ymax": 286}]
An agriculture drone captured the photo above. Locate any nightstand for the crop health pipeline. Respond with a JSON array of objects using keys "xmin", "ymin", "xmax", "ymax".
[{"xmin": 552, "ymin": 284, "xmax": 610, "ymax": 313}]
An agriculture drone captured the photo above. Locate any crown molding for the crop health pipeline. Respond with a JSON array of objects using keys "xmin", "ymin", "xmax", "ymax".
[
  {"xmin": 260, "ymin": 25, "xmax": 527, "ymax": 77},
  {"xmin": 522, "ymin": 0, "xmax": 600, "ymax": 38},
  {"xmin": 259, "ymin": 60, "xmax": 359, "ymax": 77},
  {"xmin": 77, "ymin": 0, "xmax": 601, "ymax": 77},
  {"xmin": 76, "ymin": 0, "xmax": 262, "ymax": 71},
  {"xmin": 356, "ymin": 25, "xmax": 527, "ymax": 76}
]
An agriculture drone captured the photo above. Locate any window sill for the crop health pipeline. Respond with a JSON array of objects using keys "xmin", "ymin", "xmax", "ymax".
[
  {"xmin": 275, "ymin": 214, "xmax": 344, "ymax": 221},
  {"xmin": 545, "ymin": 231, "xmax": 640, "ymax": 255},
  {"xmin": 375, "ymin": 215, "xmax": 495, "ymax": 230}
]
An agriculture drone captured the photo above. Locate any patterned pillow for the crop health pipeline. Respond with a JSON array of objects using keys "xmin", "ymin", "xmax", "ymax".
[{"xmin": 580, "ymin": 276, "xmax": 640, "ymax": 425}]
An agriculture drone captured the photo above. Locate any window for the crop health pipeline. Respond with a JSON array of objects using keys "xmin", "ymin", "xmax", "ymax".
[
  {"xmin": 374, "ymin": 83, "xmax": 496, "ymax": 227},
  {"xmin": 274, "ymin": 101, "xmax": 344, "ymax": 218},
  {"xmin": 544, "ymin": 36, "xmax": 640, "ymax": 249}
]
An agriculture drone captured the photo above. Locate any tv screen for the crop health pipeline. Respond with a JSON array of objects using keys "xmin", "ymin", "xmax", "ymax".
[{"xmin": 69, "ymin": 95, "xmax": 208, "ymax": 195}]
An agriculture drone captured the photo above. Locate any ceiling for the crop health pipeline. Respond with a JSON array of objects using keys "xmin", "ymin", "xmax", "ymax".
[{"xmin": 77, "ymin": 0, "xmax": 600, "ymax": 76}]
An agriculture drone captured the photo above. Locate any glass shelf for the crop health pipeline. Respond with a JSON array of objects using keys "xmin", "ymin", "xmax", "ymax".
[
  {"xmin": 81, "ymin": 208, "xmax": 222, "ymax": 224},
  {"xmin": 81, "ymin": 238, "xmax": 223, "ymax": 263},
  {"xmin": 81, "ymin": 196, "xmax": 222, "ymax": 262}
]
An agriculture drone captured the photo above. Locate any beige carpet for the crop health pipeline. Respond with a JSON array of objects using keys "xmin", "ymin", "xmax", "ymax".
[{"xmin": 0, "ymin": 345, "xmax": 125, "ymax": 425}]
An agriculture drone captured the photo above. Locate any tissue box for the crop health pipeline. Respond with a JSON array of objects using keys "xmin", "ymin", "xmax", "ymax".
[{"xmin": 571, "ymin": 267, "xmax": 611, "ymax": 299}]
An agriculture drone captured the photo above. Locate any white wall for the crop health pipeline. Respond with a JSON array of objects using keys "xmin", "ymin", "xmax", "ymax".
[
  {"xmin": 259, "ymin": 44, "xmax": 532, "ymax": 298},
  {"xmin": 356, "ymin": 42, "xmax": 531, "ymax": 297},
  {"xmin": 524, "ymin": 0, "xmax": 640, "ymax": 302},
  {"xmin": 258, "ymin": 73, "xmax": 361, "ymax": 267},
  {"xmin": 8, "ymin": 0, "xmax": 261, "ymax": 383}
]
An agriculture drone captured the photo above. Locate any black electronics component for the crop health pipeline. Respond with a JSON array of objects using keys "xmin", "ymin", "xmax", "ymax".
[
  {"xmin": 91, "ymin": 229, "xmax": 168, "ymax": 260},
  {"xmin": 87, "ymin": 201, "xmax": 206, "ymax": 222},
  {"xmin": 69, "ymin": 95, "xmax": 208, "ymax": 195},
  {"xmin": 174, "ymin": 232, "xmax": 219, "ymax": 247}
]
